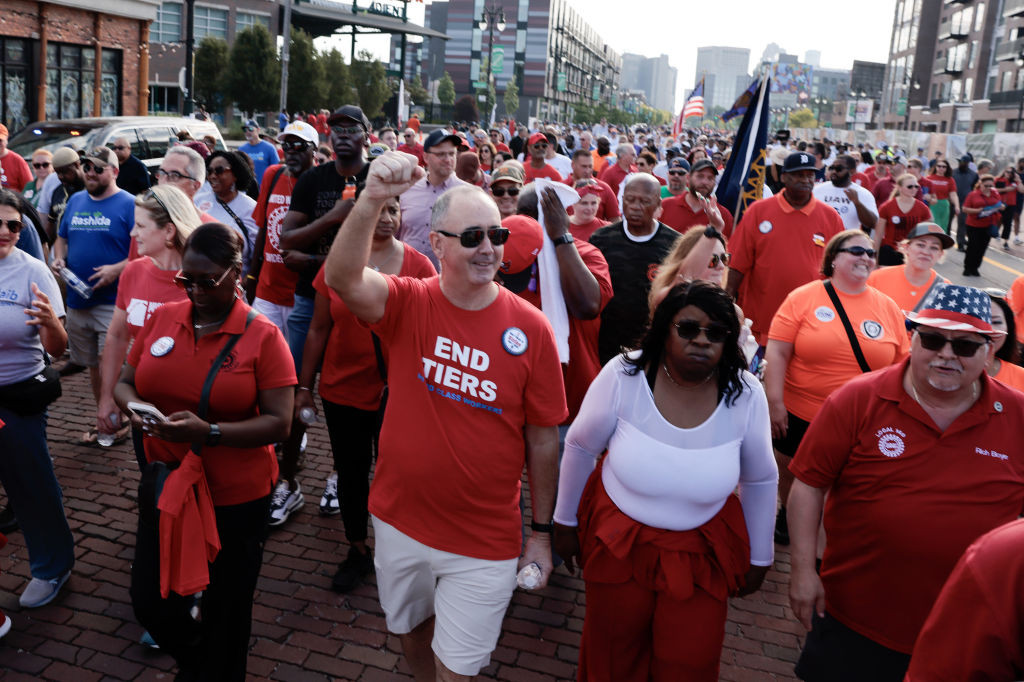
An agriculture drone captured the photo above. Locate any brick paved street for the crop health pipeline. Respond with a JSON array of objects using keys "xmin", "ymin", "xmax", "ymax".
[{"xmin": 0, "ymin": 369, "xmax": 801, "ymax": 681}]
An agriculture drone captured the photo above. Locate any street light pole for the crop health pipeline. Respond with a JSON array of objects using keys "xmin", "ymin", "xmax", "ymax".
[
  {"xmin": 1016, "ymin": 52, "xmax": 1024, "ymax": 132},
  {"xmin": 478, "ymin": 1, "xmax": 506, "ymax": 114}
]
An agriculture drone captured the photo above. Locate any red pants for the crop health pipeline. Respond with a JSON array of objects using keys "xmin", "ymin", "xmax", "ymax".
[{"xmin": 576, "ymin": 465, "xmax": 750, "ymax": 682}]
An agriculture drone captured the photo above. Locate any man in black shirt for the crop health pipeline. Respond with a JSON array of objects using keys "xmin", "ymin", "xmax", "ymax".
[
  {"xmin": 111, "ymin": 137, "xmax": 151, "ymax": 195},
  {"xmin": 589, "ymin": 174, "xmax": 680, "ymax": 363},
  {"xmin": 46, "ymin": 147, "xmax": 85, "ymax": 242}
]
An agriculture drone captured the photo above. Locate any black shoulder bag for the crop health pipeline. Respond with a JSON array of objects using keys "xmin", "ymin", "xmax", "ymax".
[
  {"xmin": 0, "ymin": 351, "xmax": 61, "ymax": 416},
  {"xmin": 823, "ymin": 280, "xmax": 872, "ymax": 373},
  {"xmin": 139, "ymin": 310, "xmax": 258, "ymax": 521}
]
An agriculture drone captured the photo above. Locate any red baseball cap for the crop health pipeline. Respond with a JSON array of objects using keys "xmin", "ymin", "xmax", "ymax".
[
  {"xmin": 499, "ymin": 215, "xmax": 544, "ymax": 275},
  {"xmin": 528, "ymin": 132, "xmax": 547, "ymax": 146}
]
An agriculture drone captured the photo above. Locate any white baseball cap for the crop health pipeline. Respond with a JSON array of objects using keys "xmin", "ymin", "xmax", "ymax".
[{"xmin": 277, "ymin": 121, "xmax": 318, "ymax": 145}]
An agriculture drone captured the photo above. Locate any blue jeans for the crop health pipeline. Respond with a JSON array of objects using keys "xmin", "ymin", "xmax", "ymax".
[
  {"xmin": 0, "ymin": 406, "xmax": 75, "ymax": 579},
  {"xmin": 286, "ymin": 294, "xmax": 315, "ymax": 374}
]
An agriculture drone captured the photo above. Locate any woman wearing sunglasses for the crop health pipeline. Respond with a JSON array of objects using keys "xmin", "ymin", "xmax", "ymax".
[
  {"xmin": 765, "ymin": 230, "xmax": 909, "ymax": 545},
  {"xmin": 568, "ymin": 182, "xmax": 610, "ymax": 242},
  {"xmin": 199, "ymin": 150, "xmax": 258, "ymax": 277},
  {"xmin": 476, "ymin": 140, "xmax": 497, "ymax": 175},
  {"xmin": 922, "ymin": 159, "xmax": 959, "ymax": 234},
  {"xmin": 874, "ymin": 173, "xmax": 933, "ymax": 266},
  {"xmin": 95, "ymin": 185, "xmax": 200, "ymax": 457},
  {"xmin": 962, "ymin": 174, "xmax": 1004, "ymax": 277},
  {"xmin": 114, "ymin": 223, "xmax": 295, "ymax": 680},
  {"xmin": 552, "ymin": 280, "xmax": 778, "ymax": 681},
  {"xmin": 867, "ymin": 222, "xmax": 952, "ymax": 313},
  {"xmin": 23, "ymin": 149, "xmax": 53, "ymax": 209}
]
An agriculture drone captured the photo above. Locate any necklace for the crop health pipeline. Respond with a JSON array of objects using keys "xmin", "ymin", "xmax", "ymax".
[
  {"xmin": 193, "ymin": 311, "xmax": 230, "ymax": 330},
  {"xmin": 662, "ymin": 362, "xmax": 715, "ymax": 389},
  {"xmin": 368, "ymin": 243, "xmax": 398, "ymax": 272},
  {"xmin": 909, "ymin": 374, "xmax": 978, "ymax": 409}
]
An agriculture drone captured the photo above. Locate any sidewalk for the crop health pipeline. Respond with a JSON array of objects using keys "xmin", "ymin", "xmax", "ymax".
[{"xmin": 0, "ymin": 369, "xmax": 801, "ymax": 681}]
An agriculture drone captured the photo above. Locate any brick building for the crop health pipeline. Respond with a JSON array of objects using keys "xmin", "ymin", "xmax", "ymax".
[{"xmin": 1, "ymin": 0, "xmax": 159, "ymax": 134}]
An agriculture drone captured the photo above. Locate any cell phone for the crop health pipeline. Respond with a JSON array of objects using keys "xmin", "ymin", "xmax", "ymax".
[{"xmin": 127, "ymin": 401, "xmax": 169, "ymax": 424}]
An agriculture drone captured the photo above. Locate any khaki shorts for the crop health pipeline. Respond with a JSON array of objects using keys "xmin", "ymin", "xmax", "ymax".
[
  {"xmin": 371, "ymin": 516, "xmax": 518, "ymax": 676},
  {"xmin": 66, "ymin": 304, "xmax": 114, "ymax": 367}
]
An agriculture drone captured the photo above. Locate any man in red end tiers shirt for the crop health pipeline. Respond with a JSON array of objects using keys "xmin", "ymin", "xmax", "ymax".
[
  {"xmin": 523, "ymin": 132, "xmax": 562, "ymax": 183},
  {"xmin": 787, "ymin": 284, "xmax": 1024, "ymax": 682},
  {"xmin": 660, "ymin": 158, "xmax": 735, "ymax": 238},
  {"xmin": 323, "ymin": 152, "xmax": 567, "ymax": 682}
]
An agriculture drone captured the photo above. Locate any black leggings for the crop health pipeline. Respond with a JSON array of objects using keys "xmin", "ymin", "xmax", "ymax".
[
  {"xmin": 322, "ymin": 399, "xmax": 380, "ymax": 545},
  {"xmin": 1001, "ymin": 206, "xmax": 1016, "ymax": 240},
  {"xmin": 130, "ymin": 494, "xmax": 270, "ymax": 682},
  {"xmin": 964, "ymin": 226, "xmax": 992, "ymax": 273}
]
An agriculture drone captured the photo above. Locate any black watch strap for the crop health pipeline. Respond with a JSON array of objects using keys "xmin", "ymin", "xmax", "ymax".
[
  {"xmin": 552, "ymin": 232, "xmax": 574, "ymax": 247},
  {"xmin": 206, "ymin": 423, "xmax": 221, "ymax": 446},
  {"xmin": 530, "ymin": 520, "xmax": 554, "ymax": 533}
]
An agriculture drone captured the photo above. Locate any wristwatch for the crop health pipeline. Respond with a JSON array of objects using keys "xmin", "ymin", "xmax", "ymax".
[
  {"xmin": 552, "ymin": 233, "xmax": 574, "ymax": 247},
  {"xmin": 530, "ymin": 520, "xmax": 554, "ymax": 533},
  {"xmin": 206, "ymin": 423, "xmax": 222, "ymax": 446}
]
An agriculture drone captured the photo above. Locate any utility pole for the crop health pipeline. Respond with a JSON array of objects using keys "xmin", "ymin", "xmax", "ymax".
[
  {"xmin": 183, "ymin": 0, "xmax": 195, "ymax": 115},
  {"xmin": 279, "ymin": 0, "xmax": 293, "ymax": 116}
]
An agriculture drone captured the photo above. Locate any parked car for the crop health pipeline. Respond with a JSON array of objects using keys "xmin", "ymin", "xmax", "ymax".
[{"xmin": 8, "ymin": 116, "xmax": 225, "ymax": 171}]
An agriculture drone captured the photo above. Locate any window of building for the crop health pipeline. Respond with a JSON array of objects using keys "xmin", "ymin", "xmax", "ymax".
[
  {"xmin": 974, "ymin": 2, "xmax": 985, "ymax": 32},
  {"xmin": 235, "ymin": 12, "xmax": 270, "ymax": 34},
  {"xmin": 964, "ymin": 77, "xmax": 973, "ymax": 99},
  {"xmin": 1004, "ymin": 70, "xmax": 1015, "ymax": 92},
  {"xmin": 1, "ymin": 38, "xmax": 31, "ymax": 132},
  {"xmin": 151, "ymin": 2, "xmax": 182, "ymax": 43},
  {"xmin": 194, "ymin": 6, "xmax": 228, "ymax": 40},
  {"xmin": 149, "ymin": 84, "xmax": 181, "ymax": 113},
  {"xmin": 1017, "ymin": 69, "xmax": 1024, "ymax": 90},
  {"xmin": 45, "ymin": 43, "xmax": 122, "ymax": 120}
]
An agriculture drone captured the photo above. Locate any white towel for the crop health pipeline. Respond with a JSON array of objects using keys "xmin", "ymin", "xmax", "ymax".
[{"xmin": 533, "ymin": 178, "xmax": 580, "ymax": 363}]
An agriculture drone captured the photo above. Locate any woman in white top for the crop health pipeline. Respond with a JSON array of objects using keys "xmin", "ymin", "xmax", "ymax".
[{"xmin": 553, "ymin": 280, "xmax": 777, "ymax": 682}]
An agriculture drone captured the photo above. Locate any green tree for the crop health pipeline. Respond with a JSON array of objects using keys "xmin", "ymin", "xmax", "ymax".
[
  {"xmin": 318, "ymin": 48, "xmax": 354, "ymax": 109},
  {"xmin": 286, "ymin": 28, "xmax": 325, "ymax": 114},
  {"xmin": 438, "ymin": 72, "xmax": 456, "ymax": 106},
  {"xmin": 350, "ymin": 50, "xmax": 391, "ymax": 118},
  {"xmin": 789, "ymin": 107, "xmax": 817, "ymax": 128},
  {"xmin": 224, "ymin": 25, "xmax": 280, "ymax": 117},
  {"xmin": 503, "ymin": 74, "xmax": 519, "ymax": 119},
  {"xmin": 193, "ymin": 36, "xmax": 229, "ymax": 112},
  {"xmin": 404, "ymin": 78, "xmax": 428, "ymax": 107}
]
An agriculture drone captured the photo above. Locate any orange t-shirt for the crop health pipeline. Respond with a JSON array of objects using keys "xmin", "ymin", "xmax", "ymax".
[
  {"xmin": 994, "ymin": 360, "xmax": 1024, "ymax": 393},
  {"xmin": 866, "ymin": 265, "xmax": 948, "ymax": 313},
  {"xmin": 729, "ymin": 191, "xmax": 845, "ymax": 344},
  {"xmin": 1008, "ymin": 275, "xmax": 1024, "ymax": 345},
  {"xmin": 768, "ymin": 280, "xmax": 910, "ymax": 421}
]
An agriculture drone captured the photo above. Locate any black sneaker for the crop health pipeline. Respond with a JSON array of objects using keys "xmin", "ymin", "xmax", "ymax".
[
  {"xmin": 774, "ymin": 506, "xmax": 790, "ymax": 546},
  {"xmin": 332, "ymin": 546, "xmax": 373, "ymax": 593}
]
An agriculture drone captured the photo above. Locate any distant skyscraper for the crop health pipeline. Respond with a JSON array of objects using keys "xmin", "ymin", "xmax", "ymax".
[
  {"xmin": 621, "ymin": 53, "xmax": 678, "ymax": 112},
  {"xmin": 695, "ymin": 46, "xmax": 751, "ymax": 111}
]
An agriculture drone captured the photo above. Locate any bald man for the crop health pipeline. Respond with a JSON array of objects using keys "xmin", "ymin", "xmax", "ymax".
[
  {"xmin": 397, "ymin": 128, "xmax": 426, "ymax": 167},
  {"xmin": 589, "ymin": 174, "xmax": 680, "ymax": 363},
  {"xmin": 111, "ymin": 137, "xmax": 151, "ymax": 195}
]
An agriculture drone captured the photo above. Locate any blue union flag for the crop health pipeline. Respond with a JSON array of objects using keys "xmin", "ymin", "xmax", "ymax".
[{"xmin": 714, "ymin": 77, "xmax": 770, "ymax": 224}]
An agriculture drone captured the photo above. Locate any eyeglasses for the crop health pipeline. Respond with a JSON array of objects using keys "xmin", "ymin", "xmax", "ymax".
[
  {"xmin": 174, "ymin": 266, "xmax": 234, "ymax": 293},
  {"xmin": 674, "ymin": 320, "xmax": 729, "ymax": 344},
  {"xmin": 915, "ymin": 330, "xmax": 990, "ymax": 357},
  {"xmin": 81, "ymin": 161, "xmax": 108, "ymax": 174},
  {"xmin": 208, "ymin": 165, "xmax": 232, "ymax": 176},
  {"xmin": 0, "ymin": 218, "xmax": 23, "ymax": 233},
  {"xmin": 156, "ymin": 168, "xmax": 196, "ymax": 182},
  {"xmin": 143, "ymin": 188, "xmax": 171, "ymax": 218},
  {"xmin": 435, "ymin": 226, "xmax": 510, "ymax": 248},
  {"xmin": 331, "ymin": 125, "xmax": 364, "ymax": 137},
  {"xmin": 281, "ymin": 140, "xmax": 311, "ymax": 152},
  {"xmin": 838, "ymin": 246, "xmax": 877, "ymax": 258},
  {"xmin": 491, "ymin": 186, "xmax": 521, "ymax": 198},
  {"xmin": 668, "ymin": 170, "xmax": 687, "ymax": 176},
  {"xmin": 708, "ymin": 253, "xmax": 730, "ymax": 268},
  {"xmin": 33, "ymin": 162, "xmax": 51, "ymax": 169},
  {"xmin": 427, "ymin": 149, "xmax": 457, "ymax": 159}
]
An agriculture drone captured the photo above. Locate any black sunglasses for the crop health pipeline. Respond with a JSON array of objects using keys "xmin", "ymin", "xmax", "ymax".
[
  {"xmin": 208, "ymin": 165, "xmax": 232, "ymax": 176},
  {"xmin": 674, "ymin": 320, "xmax": 729, "ymax": 344},
  {"xmin": 33, "ymin": 162, "xmax": 51, "ymax": 169},
  {"xmin": 915, "ymin": 329, "xmax": 990, "ymax": 357},
  {"xmin": 81, "ymin": 161, "xmax": 108, "ymax": 174},
  {"xmin": 0, "ymin": 218, "xmax": 23, "ymax": 233},
  {"xmin": 436, "ymin": 226, "xmax": 510, "ymax": 248},
  {"xmin": 532, "ymin": 143, "xmax": 548, "ymax": 149},
  {"xmin": 281, "ymin": 140, "xmax": 311, "ymax": 152},
  {"xmin": 838, "ymin": 246, "xmax": 877, "ymax": 258},
  {"xmin": 668, "ymin": 170, "xmax": 687, "ymax": 176},
  {"xmin": 174, "ymin": 266, "xmax": 234, "ymax": 293},
  {"xmin": 491, "ymin": 186, "xmax": 520, "ymax": 198},
  {"xmin": 708, "ymin": 253, "xmax": 730, "ymax": 268},
  {"xmin": 143, "ymin": 188, "xmax": 171, "ymax": 217}
]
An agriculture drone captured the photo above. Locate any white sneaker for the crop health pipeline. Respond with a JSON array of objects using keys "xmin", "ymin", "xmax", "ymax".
[
  {"xmin": 320, "ymin": 472, "xmax": 340, "ymax": 515},
  {"xmin": 268, "ymin": 480, "xmax": 304, "ymax": 527},
  {"xmin": 1016, "ymin": 237, "xmax": 1023, "ymax": 245}
]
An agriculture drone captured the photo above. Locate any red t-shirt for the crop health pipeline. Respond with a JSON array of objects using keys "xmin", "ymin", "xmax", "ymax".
[
  {"xmin": 517, "ymin": 239, "xmax": 613, "ymax": 421},
  {"xmin": 877, "ymin": 197, "xmax": 932, "ymax": 248},
  {"xmin": 996, "ymin": 177, "xmax": 1018, "ymax": 207},
  {"xmin": 568, "ymin": 217, "xmax": 608, "ymax": 243},
  {"xmin": 852, "ymin": 171, "xmax": 873, "ymax": 190},
  {"xmin": 115, "ymin": 257, "xmax": 188, "ymax": 339},
  {"xmin": 312, "ymin": 246, "xmax": 435, "ymax": 410},
  {"xmin": 728, "ymin": 191, "xmax": 844, "ymax": 344},
  {"xmin": 128, "ymin": 299, "xmax": 297, "ymax": 506},
  {"xmin": 790, "ymin": 359, "xmax": 1024, "ymax": 653},
  {"xmin": 964, "ymin": 189, "xmax": 1003, "ymax": 228},
  {"xmin": 397, "ymin": 143, "xmax": 426, "ymax": 168},
  {"xmin": 907, "ymin": 518, "xmax": 1024, "ymax": 681},
  {"xmin": 0, "ymin": 151, "xmax": 31, "ymax": 191},
  {"xmin": 252, "ymin": 164, "xmax": 300, "ymax": 306},
  {"xmin": 315, "ymin": 113, "xmax": 328, "ymax": 136},
  {"xmin": 922, "ymin": 174, "xmax": 953, "ymax": 201},
  {"xmin": 659, "ymin": 193, "xmax": 736, "ymax": 239},
  {"xmin": 368, "ymin": 276, "xmax": 568, "ymax": 560},
  {"xmin": 599, "ymin": 162, "xmax": 637, "ymax": 196},
  {"xmin": 523, "ymin": 162, "xmax": 563, "ymax": 183}
]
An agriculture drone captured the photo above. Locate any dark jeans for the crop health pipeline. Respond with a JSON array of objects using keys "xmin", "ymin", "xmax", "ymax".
[
  {"xmin": 955, "ymin": 210, "xmax": 969, "ymax": 249},
  {"xmin": 130, "ymin": 493, "xmax": 271, "ymax": 682},
  {"xmin": 964, "ymin": 225, "xmax": 992, "ymax": 273},
  {"xmin": 1001, "ymin": 206, "xmax": 1016, "ymax": 240},
  {"xmin": 322, "ymin": 399, "xmax": 379, "ymax": 545},
  {"xmin": 795, "ymin": 612, "xmax": 910, "ymax": 682}
]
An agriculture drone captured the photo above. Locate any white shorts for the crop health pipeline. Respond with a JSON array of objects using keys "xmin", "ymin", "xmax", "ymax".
[
  {"xmin": 371, "ymin": 516, "xmax": 518, "ymax": 676},
  {"xmin": 252, "ymin": 297, "xmax": 293, "ymax": 336}
]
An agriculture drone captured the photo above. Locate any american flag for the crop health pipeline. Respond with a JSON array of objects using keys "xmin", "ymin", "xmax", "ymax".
[{"xmin": 683, "ymin": 79, "xmax": 705, "ymax": 119}]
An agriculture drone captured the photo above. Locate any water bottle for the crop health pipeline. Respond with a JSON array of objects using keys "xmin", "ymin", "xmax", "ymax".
[
  {"xmin": 97, "ymin": 412, "xmax": 119, "ymax": 447},
  {"xmin": 516, "ymin": 562, "xmax": 542, "ymax": 590},
  {"xmin": 59, "ymin": 266, "xmax": 93, "ymax": 299},
  {"xmin": 298, "ymin": 407, "xmax": 318, "ymax": 426}
]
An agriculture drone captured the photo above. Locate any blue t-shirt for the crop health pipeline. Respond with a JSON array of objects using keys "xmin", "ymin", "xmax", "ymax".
[
  {"xmin": 238, "ymin": 140, "xmax": 279, "ymax": 188},
  {"xmin": 15, "ymin": 214, "xmax": 45, "ymax": 263},
  {"xmin": 58, "ymin": 189, "xmax": 135, "ymax": 309},
  {"xmin": 278, "ymin": 113, "xmax": 289, "ymax": 131}
]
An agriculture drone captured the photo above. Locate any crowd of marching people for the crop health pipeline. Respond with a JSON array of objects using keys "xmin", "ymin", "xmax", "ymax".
[{"xmin": 3, "ymin": 103, "xmax": 1024, "ymax": 681}]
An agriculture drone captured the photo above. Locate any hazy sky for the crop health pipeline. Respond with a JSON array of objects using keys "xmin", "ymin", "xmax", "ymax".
[{"xmin": 324, "ymin": 0, "xmax": 899, "ymax": 111}]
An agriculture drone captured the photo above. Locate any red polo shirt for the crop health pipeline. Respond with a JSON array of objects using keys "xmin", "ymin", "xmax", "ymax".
[
  {"xmin": 397, "ymin": 143, "xmax": 426, "ymax": 168},
  {"xmin": 659, "ymin": 193, "xmax": 736, "ymax": 239},
  {"xmin": 728, "ymin": 191, "xmax": 844, "ymax": 344},
  {"xmin": 791, "ymin": 359, "xmax": 1024, "ymax": 653},
  {"xmin": 128, "ymin": 299, "xmax": 297, "ymax": 506}
]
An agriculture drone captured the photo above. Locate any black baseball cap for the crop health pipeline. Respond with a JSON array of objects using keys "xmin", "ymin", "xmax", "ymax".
[
  {"xmin": 690, "ymin": 159, "xmax": 718, "ymax": 175},
  {"xmin": 327, "ymin": 105, "xmax": 371, "ymax": 131},
  {"xmin": 781, "ymin": 151, "xmax": 817, "ymax": 174},
  {"xmin": 424, "ymin": 129, "xmax": 462, "ymax": 152}
]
